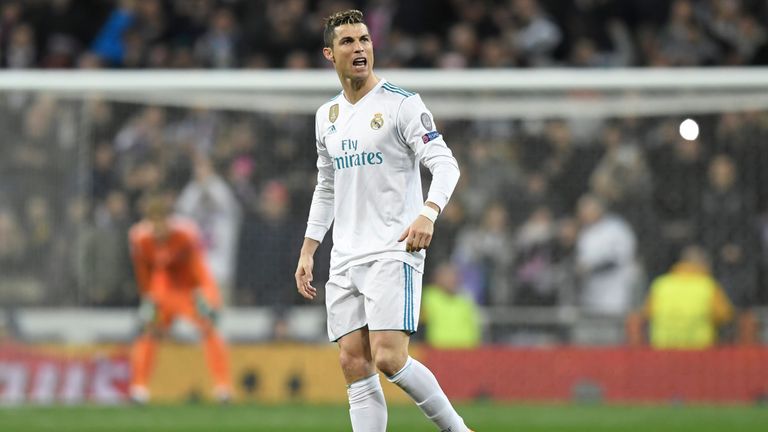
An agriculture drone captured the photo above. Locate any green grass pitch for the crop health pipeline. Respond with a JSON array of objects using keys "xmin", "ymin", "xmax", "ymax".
[{"xmin": 1, "ymin": 402, "xmax": 767, "ymax": 431}]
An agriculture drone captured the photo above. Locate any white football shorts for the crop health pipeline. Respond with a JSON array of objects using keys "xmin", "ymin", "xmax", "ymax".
[{"xmin": 325, "ymin": 259, "xmax": 422, "ymax": 342}]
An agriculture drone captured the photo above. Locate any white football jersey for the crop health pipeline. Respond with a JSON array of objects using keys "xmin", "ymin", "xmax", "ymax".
[{"xmin": 305, "ymin": 79, "xmax": 460, "ymax": 275}]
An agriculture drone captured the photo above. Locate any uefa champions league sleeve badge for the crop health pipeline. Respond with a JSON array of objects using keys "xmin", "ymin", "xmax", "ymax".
[{"xmin": 420, "ymin": 112, "xmax": 433, "ymax": 131}]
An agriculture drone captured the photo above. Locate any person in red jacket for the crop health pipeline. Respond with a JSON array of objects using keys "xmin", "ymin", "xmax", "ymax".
[{"xmin": 128, "ymin": 191, "xmax": 231, "ymax": 403}]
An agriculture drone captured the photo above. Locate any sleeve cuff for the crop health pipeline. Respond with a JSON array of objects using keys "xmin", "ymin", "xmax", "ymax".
[
  {"xmin": 305, "ymin": 224, "xmax": 329, "ymax": 242},
  {"xmin": 425, "ymin": 192, "xmax": 449, "ymax": 213}
]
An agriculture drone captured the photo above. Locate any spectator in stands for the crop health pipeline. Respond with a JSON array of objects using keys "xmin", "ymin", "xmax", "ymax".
[
  {"xmin": 627, "ymin": 245, "xmax": 733, "ymax": 349},
  {"xmin": 590, "ymin": 122, "xmax": 653, "ymax": 217},
  {"xmin": 235, "ymin": 180, "xmax": 302, "ymax": 307},
  {"xmin": 21, "ymin": 195, "xmax": 56, "ymax": 293},
  {"xmin": 699, "ymin": 154, "xmax": 757, "ymax": 308},
  {"xmin": 544, "ymin": 120, "xmax": 603, "ymax": 214},
  {"xmin": 169, "ymin": 106, "xmax": 220, "ymax": 155},
  {"xmin": 575, "ymin": 194, "xmax": 639, "ymax": 316},
  {"xmin": 0, "ymin": 0, "xmax": 766, "ymax": 69},
  {"xmin": 11, "ymin": 96, "xmax": 59, "ymax": 201},
  {"xmin": 714, "ymin": 112, "xmax": 768, "ymax": 213},
  {"xmin": 478, "ymin": 37, "xmax": 516, "ymax": 68},
  {"xmin": 757, "ymin": 212, "xmax": 768, "ymax": 305},
  {"xmin": 649, "ymin": 126, "xmax": 706, "ymax": 224},
  {"xmin": 81, "ymin": 190, "xmax": 135, "ymax": 306},
  {"xmin": 406, "ymin": 34, "xmax": 444, "ymax": 69},
  {"xmin": 659, "ymin": 0, "xmax": 721, "ymax": 66},
  {"xmin": 0, "ymin": 208, "xmax": 39, "ymax": 304},
  {"xmin": 33, "ymin": 0, "xmax": 97, "ymax": 68},
  {"xmin": 0, "ymin": 208, "xmax": 26, "ymax": 270},
  {"xmin": 244, "ymin": 0, "xmax": 317, "ymax": 68},
  {"xmin": 551, "ymin": 216, "xmax": 579, "ymax": 306},
  {"xmin": 424, "ymin": 201, "xmax": 466, "ymax": 278},
  {"xmin": 507, "ymin": 0, "xmax": 562, "ymax": 66},
  {"xmin": 512, "ymin": 205, "xmax": 558, "ymax": 306},
  {"xmin": 445, "ymin": 22, "xmax": 480, "ymax": 67},
  {"xmin": 83, "ymin": 98, "xmax": 117, "ymax": 143},
  {"xmin": 219, "ymin": 120, "xmax": 260, "ymax": 204},
  {"xmin": 176, "ymin": 154, "xmax": 242, "ymax": 305},
  {"xmin": 115, "ymin": 104, "xmax": 166, "ymax": 148},
  {"xmin": 461, "ymin": 140, "xmax": 521, "ymax": 221},
  {"xmin": 123, "ymin": 161, "xmax": 165, "ymax": 218},
  {"xmin": 590, "ymin": 122, "xmax": 657, "ymax": 275},
  {"xmin": 697, "ymin": 153, "xmax": 761, "ymax": 343},
  {"xmin": 453, "ymin": 202, "xmax": 515, "ymax": 305},
  {"xmin": 194, "ymin": 7, "xmax": 241, "ymax": 68},
  {"xmin": 421, "ymin": 262, "xmax": 482, "ymax": 349},
  {"xmin": 568, "ymin": 22, "xmax": 634, "ymax": 67},
  {"xmin": 702, "ymin": 0, "xmax": 767, "ymax": 65},
  {"xmin": 22, "ymin": 195, "xmax": 54, "ymax": 268},
  {"xmin": 504, "ymin": 171, "xmax": 555, "ymax": 226},
  {"xmin": 40, "ymin": 195, "xmax": 86, "ymax": 305},
  {"xmin": 90, "ymin": 0, "xmax": 136, "ymax": 66},
  {"xmin": 90, "ymin": 144, "xmax": 119, "ymax": 202},
  {"xmin": 0, "ymin": 1, "xmax": 23, "ymax": 49},
  {"xmin": 5, "ymin": 23, "xmax": 36, "ymax": 68}
]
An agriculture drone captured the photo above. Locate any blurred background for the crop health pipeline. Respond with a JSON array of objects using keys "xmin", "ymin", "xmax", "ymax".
[{"xmin": 1, "ymin": 0, "xmax": 768, "ymax": 420}]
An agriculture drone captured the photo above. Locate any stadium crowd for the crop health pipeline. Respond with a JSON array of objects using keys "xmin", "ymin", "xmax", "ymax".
[
  {"xmin": 0, "ymin": 0, "xmax": 767, "ymax": 345},
  {"xmin": 0, "ymin": 0, "xmax": 766, "ymax": 69},
  {"xmin": 2, "ymin": 95, "xmax": 768, "ymax": 315}
]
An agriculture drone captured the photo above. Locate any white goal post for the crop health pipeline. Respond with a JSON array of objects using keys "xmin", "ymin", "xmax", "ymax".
[{"xmin": 1, "ymin": 68, "xmax": 767, "ymax": 119}]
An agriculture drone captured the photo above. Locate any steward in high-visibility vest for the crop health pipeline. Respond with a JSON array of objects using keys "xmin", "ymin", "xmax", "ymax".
[
  {"xmin": 640, "ymin": 246, "xmax": 733, "ymax": 349},
  {"xmin": 421, "ymin": 263, "xmax": 481, "ymax": 349}
]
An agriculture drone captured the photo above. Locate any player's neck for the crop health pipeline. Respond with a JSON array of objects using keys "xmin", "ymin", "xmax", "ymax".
[{"xmin": 340, "ymin": 74, "xmax": 379, "ymax": 105}]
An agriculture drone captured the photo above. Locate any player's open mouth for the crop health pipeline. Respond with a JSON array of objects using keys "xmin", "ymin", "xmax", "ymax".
[{"xmin": 352, "ymin": 57, "xmax": 367, "ymax": 69}]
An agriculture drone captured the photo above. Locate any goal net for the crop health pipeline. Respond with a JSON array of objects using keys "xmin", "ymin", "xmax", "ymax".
[{"xmin": 1, "ymin": 68, "xmax": 767, "ymax": 345}]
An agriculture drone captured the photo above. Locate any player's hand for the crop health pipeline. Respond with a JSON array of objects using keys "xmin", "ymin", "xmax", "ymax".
[
  {"xmin": 295, "ymin": 253, "xmax": 317, "ymax": 300},
  {"xmin": 138, "ymin": 296, "xmax": 159, "ymax": 327},
  {"xmin": 398, "ymin": 216, "xmax": 434, "ymax": 252},
  {"xmin": 195, "ymin": 292, "xmax": 219, "ymax": 325}
]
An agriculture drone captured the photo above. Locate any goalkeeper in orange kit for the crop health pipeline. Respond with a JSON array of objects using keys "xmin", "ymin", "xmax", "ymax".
[{"xmin": 128, "ymin": 191, "xmax": 232, "ymax": 403}]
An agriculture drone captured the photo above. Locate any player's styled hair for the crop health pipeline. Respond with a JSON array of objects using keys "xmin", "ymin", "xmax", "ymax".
[
  {"xmin": 139, "ymin": 189, "xmax": 174, "ymax": 220},
  {"xmin": 323, "ymin": 9, "xmax": 365, "ymax": 48}
]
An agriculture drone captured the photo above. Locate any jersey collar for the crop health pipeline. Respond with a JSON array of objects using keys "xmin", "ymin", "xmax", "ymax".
[{"xmin": 341, "ymin": 78, "xmax": 385, "ymax": 108}]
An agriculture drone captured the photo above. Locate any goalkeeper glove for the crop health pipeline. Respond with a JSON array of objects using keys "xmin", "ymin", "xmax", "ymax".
[
  {"xmin": 138, "ymin": 297, "xmax": 158, "ymax": 327},
  {"xmin": 195, "ymin": 291, "xmax": 219, "ymax": 325}
]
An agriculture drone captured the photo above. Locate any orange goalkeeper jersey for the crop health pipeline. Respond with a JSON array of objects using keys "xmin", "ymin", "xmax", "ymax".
[{"xmin": 129, "ymin": 217, "xmax": 221, "ymax": 308}]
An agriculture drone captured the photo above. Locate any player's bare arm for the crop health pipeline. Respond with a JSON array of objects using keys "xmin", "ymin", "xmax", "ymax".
[
  {"xmin": 295, "ymin": 237, "xmax": 320, "ymax": 299},
  {"xmin": 398, "ymin": 201, "xmax": 440, "ymax": 252}
]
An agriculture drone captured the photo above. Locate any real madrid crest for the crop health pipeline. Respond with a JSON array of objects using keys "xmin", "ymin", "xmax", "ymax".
[
  {"xmin": 329, "ymin": 104, "xmax": 339, "ymax": 123},
  {"xmin": 371, "ymin": 113, "xmax": 384, "ymax": 130}
]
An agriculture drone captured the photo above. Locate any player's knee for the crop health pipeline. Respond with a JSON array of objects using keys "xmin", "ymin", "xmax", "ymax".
[
  {"xmin": 338, "ymin": 349, "xmax": 371, "ymax": 377},
  {"xmin": 373, "ymin": 349, "xmax": 408, "ymax": 377}
]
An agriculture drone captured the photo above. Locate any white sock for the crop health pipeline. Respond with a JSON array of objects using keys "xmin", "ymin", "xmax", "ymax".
[
  {"xmin": 387, "ymin": 357, "xmax": 468, "ymax": 432},
  {"xmin": 348, "ymin": 374, "xmax": 388, "ymax": 432}
]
